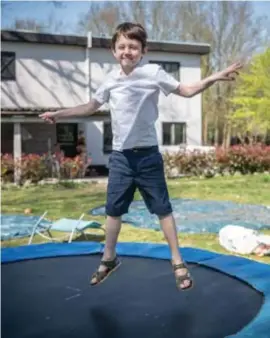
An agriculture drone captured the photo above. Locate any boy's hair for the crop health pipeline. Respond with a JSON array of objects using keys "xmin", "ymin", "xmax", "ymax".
[{"xmin": 111, "ymin": 22, "xmax": 147, "ymax": 51}]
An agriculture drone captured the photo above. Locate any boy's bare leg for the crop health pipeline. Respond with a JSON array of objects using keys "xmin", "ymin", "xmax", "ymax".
[
  {"xmin": 253, "ymin": 243, "xmax": 270, "ymax": 257},
  {"xmin": 90, "ymin": 215, "xmax": 121, "ymax": 284},
  {"xmin": 103, "ymin": 215, "xmax": 122, "ymax": 259},
  {"xmin": 159, "ymin": 213, "xmax": 192, "ymax": 289}
]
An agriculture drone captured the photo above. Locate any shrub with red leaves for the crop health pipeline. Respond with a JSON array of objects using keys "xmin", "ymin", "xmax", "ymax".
[
  {"xmin": 163, "ymin": 144, "xmax": 270, "ymax": 178},
  {"xmin": 1, "ymin": 152, "xmax": 92, "ymax": 183}
]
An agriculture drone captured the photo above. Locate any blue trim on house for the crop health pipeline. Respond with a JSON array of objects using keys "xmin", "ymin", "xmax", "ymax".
[{"xmin": 2, "ymin": 242, "xmax": 270, "ymax": 338}]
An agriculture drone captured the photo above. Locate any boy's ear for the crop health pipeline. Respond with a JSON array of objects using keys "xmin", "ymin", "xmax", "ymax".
[
  {"xmin": 111, "ymin": 46, "xmax": 116, "ymax": 57},
  {"xmin": 143, "ymin": 46, "xmax": 148, "ymax": 54}
]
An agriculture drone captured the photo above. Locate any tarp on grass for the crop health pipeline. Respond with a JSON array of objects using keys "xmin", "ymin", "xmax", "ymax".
[
  {"xmin": 1, "ymin": 214, "xmax": 51, "ymax": 240},
  {"xmin": 90, "ymin": 198, "xmax": 270, "ymax": 234}
]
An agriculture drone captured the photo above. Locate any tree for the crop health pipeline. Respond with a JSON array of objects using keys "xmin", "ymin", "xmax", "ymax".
[
  {"xmin": 77, "ymin": 1, "xmax": 122, "ymax": 36},
  {"xmin": 230, "ymin": 48, "xmax": 270, "ymax": 142}
]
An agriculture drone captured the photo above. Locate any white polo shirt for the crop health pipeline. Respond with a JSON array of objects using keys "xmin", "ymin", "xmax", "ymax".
[{"xmin": 93, "ymin": 62, "xmax": 180, "ymax": 151}]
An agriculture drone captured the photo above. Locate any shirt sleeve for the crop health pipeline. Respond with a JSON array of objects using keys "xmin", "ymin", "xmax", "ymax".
[
  {"xmin": 155, "ymin": 66, "xmax": 180, "ymax": 96},
  {"xmin": 92, "ymin": 82, "xmax": 110, "ymax": 104}
]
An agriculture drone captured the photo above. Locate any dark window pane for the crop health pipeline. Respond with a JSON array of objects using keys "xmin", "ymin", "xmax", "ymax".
[
  {"xmin": 174, "ymin": 123, "xmax": 186, "ymax": 144},
  {"xmin": 1, "ymin": 52, "xmax": 16, "ymax": 81},
  {"xmin": 149, "ymin": 61, "xmax": 180, "ymax": 80},
  {"xmin": 56, "ymin": 123, "xmax": 78, "ymax": 157},
  {"xmin": 162, "ymin": 123, "xmax": 172, "ymax": 145},
  {"xmin": 103, "ymin": 122, "xmax": 112, "ymax": 153}
]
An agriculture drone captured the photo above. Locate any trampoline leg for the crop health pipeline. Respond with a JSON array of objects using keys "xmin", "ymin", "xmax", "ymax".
[
  {"xmin": 46, "ymin": 228, "xmax": 54, "ymax": 240},
  {"xmin": 68, "ymin": 213, "xmax": 85, "ymax": 243},
  {"xmin": 82, "ymin": 230, "xmax": 88, "ymax": 240},
  {"xmin": 28, "ymin": 211, "xmax": 48, "ymax": 245}
]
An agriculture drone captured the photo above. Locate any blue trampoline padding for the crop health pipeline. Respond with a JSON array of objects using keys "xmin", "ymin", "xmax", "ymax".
[
  {"xmin": 2, "ymin": 242, "xmax": 270, "ymax": 338},
  {"xmin": 1, "ymin": 242, "xmax": 102, "ymax": 263}
]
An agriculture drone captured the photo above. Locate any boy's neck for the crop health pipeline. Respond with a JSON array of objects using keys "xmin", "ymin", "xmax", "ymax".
[{"xmin": 120, "ymin": 66, "xmax": 135, "ymax": 75}]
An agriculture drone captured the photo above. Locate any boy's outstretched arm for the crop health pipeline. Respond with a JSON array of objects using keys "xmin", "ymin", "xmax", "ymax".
[
  {"xmin": 39, "ymin": 99, "xmax": 102, "ymax": 123},
  {"xmin": 174, "ymin": 62, "xmax": 243, "ymax": 98}
]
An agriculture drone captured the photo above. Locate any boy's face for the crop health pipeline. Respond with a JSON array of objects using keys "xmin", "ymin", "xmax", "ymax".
[{"xmin": 112, "ymin": 34, "xmax": 145, "ymax": 70}]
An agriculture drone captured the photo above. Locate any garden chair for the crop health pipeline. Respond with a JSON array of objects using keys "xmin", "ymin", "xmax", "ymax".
[{"xmin": 28, "ymin": 211, "xmax": 105, "ymax": 244}]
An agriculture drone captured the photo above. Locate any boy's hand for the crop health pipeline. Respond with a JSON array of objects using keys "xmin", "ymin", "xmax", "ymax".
[
  {"xmin": 214, "ymin": 62, "xmax": 243, "ymax": 82},
  {"xmin": 39, "ymin": 111, "xmax": 57, "ymax": 123}
]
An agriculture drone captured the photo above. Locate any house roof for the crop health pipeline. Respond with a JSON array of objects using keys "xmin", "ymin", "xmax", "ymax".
[
  {"xmin": 1, "ymin": 107, "xmax": 110, "ymax": 117},
  {"xmin": 1, "ymin": 30, "xmax": 211, "ymax": 55}
]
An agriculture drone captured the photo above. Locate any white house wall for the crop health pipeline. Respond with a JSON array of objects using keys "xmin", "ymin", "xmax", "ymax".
[
  {"xmin": 88, "ymin": 48, "xmax": 118, "ymax": 96},
  {"xmin": 85, "ymin": 121, "xmax": 110, "ymax": 165},
  {"xmin": 1, "ymin": 41, "xmax": 87, "ymax": 108}
]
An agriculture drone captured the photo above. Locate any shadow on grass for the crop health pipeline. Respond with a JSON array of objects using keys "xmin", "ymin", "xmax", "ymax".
[
  {"xmin": 1, "ymin": 232, "xmax": 105, "ymax": 248},
  {"xmin": 65, "ymin": 232, "xmax": 105, "ymax": 243}
]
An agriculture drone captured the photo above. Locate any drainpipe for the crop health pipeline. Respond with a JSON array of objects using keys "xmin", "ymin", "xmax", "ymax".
[
  {"xmin": 13, "ymin": 120, "xmax": 22, "ymax": 184},
  {"xmin": 86, "ymin": 31, "xmax": 92, "ymax": 102},
  {"xmin": 84, "ymin": 31, "xmax": 92, "ymax": 164}
]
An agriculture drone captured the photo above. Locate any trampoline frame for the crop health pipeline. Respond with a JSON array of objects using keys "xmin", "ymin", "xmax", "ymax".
[{"xmin": 2, "ymin": 242, "xmax": 270, "ymax": 338}]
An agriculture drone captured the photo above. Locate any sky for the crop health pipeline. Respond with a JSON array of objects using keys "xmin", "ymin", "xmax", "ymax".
[
  {"xmin": 2, "ymin": 0, "xmax": 270, "ymax": 36},
  {"xmin": 2, "ymin": 1, "xmax": 88, "ymax": 34}
]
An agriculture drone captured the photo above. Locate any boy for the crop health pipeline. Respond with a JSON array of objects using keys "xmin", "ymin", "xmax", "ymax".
[{"xmin": 40, "ymin": 22, "xmax": 242, "ymax": 290}]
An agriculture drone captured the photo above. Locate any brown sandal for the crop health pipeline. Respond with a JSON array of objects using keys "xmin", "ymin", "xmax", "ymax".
[
  {"xmin": 90, "ymin": 257, "xmax": 121, "ymax": 286},
  {"xmin": 173, "ymin": 262, "xmax": 193, "ymax": 291}
]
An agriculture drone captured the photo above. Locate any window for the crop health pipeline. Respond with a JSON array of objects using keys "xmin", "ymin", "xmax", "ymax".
[
  {"xmin": 1, "ymin": 52, "xmax": 16, "ymax": 81},
  {"xmin": 162, "ymin": 122, "xmax": 186, "ymax": 145},
  {"xmin": 103, "ymin": 122, "xmax": 113, "ymax": 153},
  {"xmin": 149, "ymin": 61, "xmax": 180, "ymax": 80},
  {"xmin": 56, "ymin": 123, "xmax": 77, "ymax": 145}
]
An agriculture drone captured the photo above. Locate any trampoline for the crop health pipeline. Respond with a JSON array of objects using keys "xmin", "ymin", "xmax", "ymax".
[{"xmin": 2, "ymin": 242, "xmax": 270, "ymax": 338}]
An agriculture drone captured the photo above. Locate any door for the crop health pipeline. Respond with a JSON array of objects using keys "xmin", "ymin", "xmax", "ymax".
[{"xmin": 56, "ymin": 123, "xmax": 78, "ymax": 157}]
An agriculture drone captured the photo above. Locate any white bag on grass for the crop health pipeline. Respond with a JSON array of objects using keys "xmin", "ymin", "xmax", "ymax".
[{"xmin": 218, "ymin": 225, "xmax": 269, "ymax": 255}]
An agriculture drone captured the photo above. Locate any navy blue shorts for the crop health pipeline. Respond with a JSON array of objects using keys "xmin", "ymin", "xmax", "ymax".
[{"xmin": 105, "ymin": 146, "xmax": 173, "ymax": 217}]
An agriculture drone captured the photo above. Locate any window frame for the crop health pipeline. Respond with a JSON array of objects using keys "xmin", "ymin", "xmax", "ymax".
[{"xmin": 162, "ymin": 122, "xmax": 187, "ymax": 146}]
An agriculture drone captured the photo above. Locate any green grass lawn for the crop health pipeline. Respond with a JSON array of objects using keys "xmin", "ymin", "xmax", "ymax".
[{"xmin": 1, "ymin": 173, "xmax": 270, "ymax": 264}]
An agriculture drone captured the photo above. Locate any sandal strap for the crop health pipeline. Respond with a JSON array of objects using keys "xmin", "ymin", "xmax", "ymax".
[
  {"xmin": 91, "ymin": 270, "xmax": 108, "ymax": 283},
  {"xmin": 176, "ymin": 271, "xmax": 191, "ymax": 283},
  {"xmin": 101, "ymin": 256, "xmax": 119, "ymax": 270},
  {"xmin": 171, "ymin": 261, "xmax": 193, "ymax": 290},
  {"xmin": 173, "ymin": 262, "xmax": 192, "ymax": 283},
  {"xmin": 172, "ymin": 262, "xmax": 187, "ymax": 271},
  {"xmin": 91, "ymin": 257, "xmax": 119, "ymax": 283}
]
